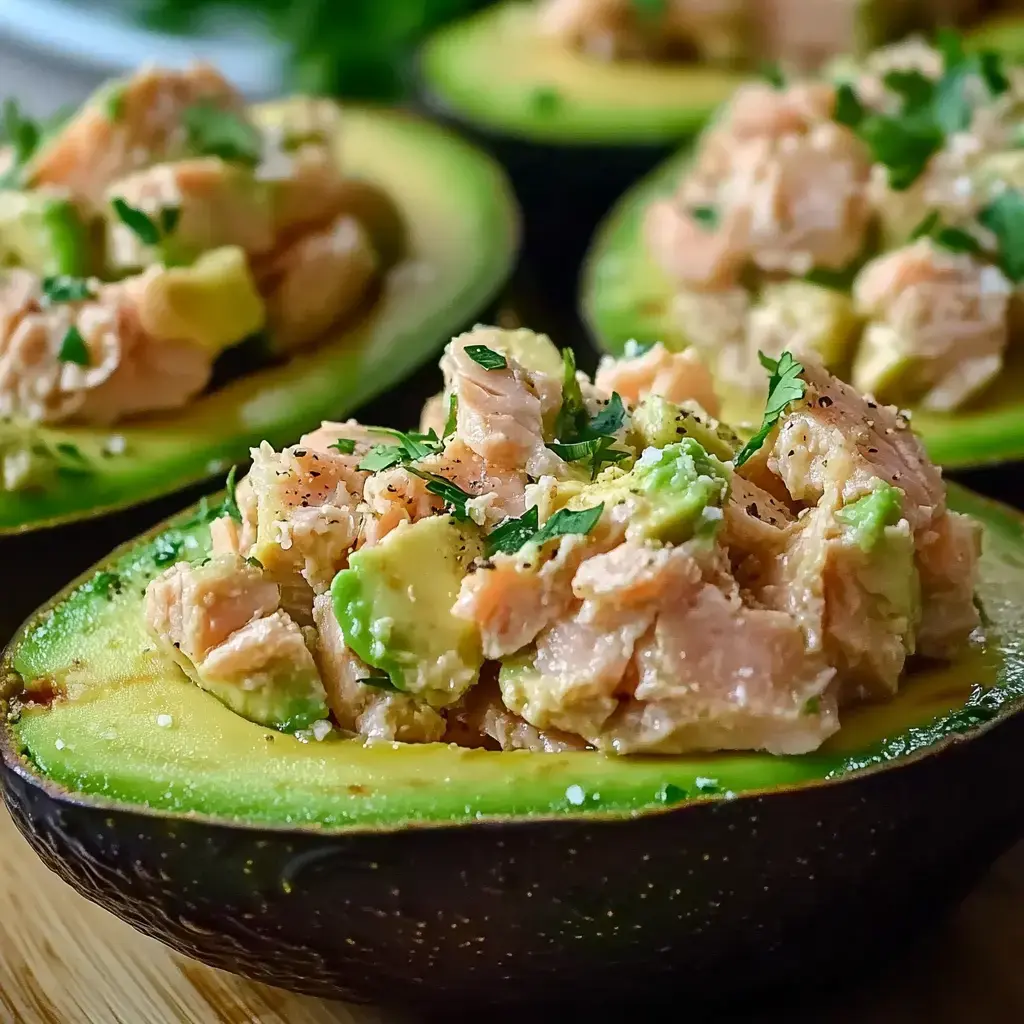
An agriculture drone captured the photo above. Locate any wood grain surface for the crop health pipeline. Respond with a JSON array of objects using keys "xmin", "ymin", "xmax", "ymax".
[{"xmin": 0, "ymin": 802, "xmax": 1021, "ymax": 1024}]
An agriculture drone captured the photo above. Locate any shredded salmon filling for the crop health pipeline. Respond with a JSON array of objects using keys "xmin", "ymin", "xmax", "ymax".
[
  {"xmin": 643, "ymin": 37, "xmax": 1024, "ymax": 411},
  {"xmin": 0, "ymin": 62, "xmax": 404, "ymax": 448},
  {"xmin": 144, "ymin": 326, "xmax": 981, "ymax": 756}
]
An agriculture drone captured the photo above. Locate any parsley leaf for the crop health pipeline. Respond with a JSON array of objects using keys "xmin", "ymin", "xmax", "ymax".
[
  {"xmin": 442, "ymin": 393, "xmax": 458, "ymax": 439},
  {"xmin": 555, "ymin": 348, "xmax": 588, "ymax": 443},
  {"xmin": 486, "ymin": 505, "xmax": 540, "ymax": 557},
  {"xmin": 910, "ymin": 210, "xmax": 981, "ymax": 255},
  {"xmin": 690, "ymin": 205, "xmax": 719, "ymax": 230},
  {"xmin": 0, "ymin": 99, "xmax": 40, "ymax": 188},
  {"xmin": 883, "ymin": 70, "xmax": 935, "ymax": 113},
  {"xmin": 57, "ymin": 325, "xmax": 89, "ymax": 365},
  {"xmin": 160, "ymin": 206, "xmax": 181, "ymax": 236},
  {"xmin": 532, "ymin": 503, "xmax": 605, "ymax": 548},
  {"xmin": 184, "ymin": 103, "xmax": 262, "ymax": 166},
  {"xmin": 734, "ymin": 351, "xmax": 806, "ymax": 468},
  {"xmin": 110, "ymin": 197, "xmax": 175, "ymax": 246},
  {"xmin": 586, "ymin": 392, "xmax": 627, "ymax": 438},
  {"xmin": 759, "ymin": 62, "xmax": 786, "ymax": 90},
  {"xmin": 979, "ymin": 190, "xmax": 1024, "ymax": 282},
  {"xmin": 358, "ymin": 445, "xmax": 405, "ymax": 472},
  {"xmin": 42, "ymin": 275, "xmax": 93, "ymax": 305},
  {"xmin": 464, "ymin": 344, "xmax": 507, "ymax": 371},
  {"xmin": 857, "ymin": 113, "xmax": 944, "ymax": 192},
  {"xmin": 222, "ymin": 465, "xmax": 243, "ymax": 524},
  {"xmin": 406, "ymin": 468, "xmax": 473, "ymax": 521},
  {"xmin": 367, "ymin": 426, "xmax": 443, "ymax": 462},
  {"xmin": 245, "ymin": 556, "xmax": 263, "ymax": 569},
  {"xmin": 484, "ymin": 502, "xmax": 604, "ymax": 556},
  {"xmin": 833, "ymin": 82, "xmax": 866, "ymax": 129},
  {"xmin": 547, "ymin": 437, "xmax": 630, "ymax": 479},
  {"xmin": 330, "ymin": 438, "xmax": 356, "ymax": 454}
]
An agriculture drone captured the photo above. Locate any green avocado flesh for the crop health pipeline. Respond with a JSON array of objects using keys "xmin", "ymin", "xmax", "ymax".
[
  {"xmin": 2, "ymin": 484, "xmax": 1020, "ymax": 830},
  {"xmin": 582, "ymin": 147, "xmax": 1024, "ymax": 470},
  {"xmin": 420, "ymin": 2, "xmax": 743, "ymax": 145},
  {"xmin": 0, "ymin": 102, "xmax": 517, "ymax": 534}
]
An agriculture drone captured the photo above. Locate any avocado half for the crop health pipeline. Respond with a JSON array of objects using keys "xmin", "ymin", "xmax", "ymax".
[
  {"xmin": 418, "ymin": 2, "xmax": 741, "ymax": 305},
  {"xmin": 2, "ymin": 484, "xmax": 1023, "ymax": 1011},
  {"xmin": 581, "ymin": 147, "xmax": 1024, "ymax": 470},
  {"xmin": 0, "ymin": 100, "xmax": 518, "ymax": 536}
]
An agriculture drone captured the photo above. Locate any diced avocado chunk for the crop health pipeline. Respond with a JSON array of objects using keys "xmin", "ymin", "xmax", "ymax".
[
  {"xmin": 330, "ymin": 515, "xmax": 485, "ymax": 705},
  {"xmin": 0, "ymin": 191, "xmax": 91, "ymax": 276},
  {"xmin": 139, "ymin": 246, "xmax": 265, "ymax": 353},
  {"xmin": 835, "ymin": 483, "xmax": 920, "ymax": 649},
  {"xmin": 850, "ymin": 322, "xmax": 916, "ymax": 404},
  {"xmin": 195, "ymin": 627, "xmax": 328, "ymax": 733},
  {"xmin": 161, "ymin": 557, "xmax": 328, "ymax": 733},
  {"xmin": 628, "ymin": 394, "xmax": 739, "ymax": 461},
  {"xmin": 751, "ymin": 281, "xmax": 860, "ymax": 371},
  {"xmin": 836, "ymin": 482, "xmax": 904, "ymax": 552},
  {"xmin": 566, "ymin": 438, "xmax": 730, "ymax": 544}
]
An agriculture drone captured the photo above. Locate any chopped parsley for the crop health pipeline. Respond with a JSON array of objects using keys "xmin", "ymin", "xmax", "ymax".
[
  {"xmin": 442, "ymin": 393, "xmax": 458, "ymax": 439},
  {"xmin": 184, "ymin": 103, "xmax": 262, "ymax": 166},
  {"xmin": 245, "ymin": 556, "xmax": 264, "ymax": 569},
  {"xmin": 110, "ymin": 197, "xmax": 179, "ymax": 246},
  {"xmin": 464, "ymin": 344, "xmax": 507, "ymax": 371},
  {"xmin": 42, "ymin": 275, "xmax": 94, "ymax": 306},
  {"xmin": 909, "ymin": 210, "xmax": 982, "ymax": 255},
  {"xmin": 357, "ymin": 445, "xmax": 404, "ymax": 473},
  {"xmin": 0, "ymin": 99, "xmax": 40, "ymax": 188},
  {"xmin": 759, "ymin": 61, "xmax": 786, "ymax": 90},
  {"xmin": 406, "ymin": 467, "xmax": 473, "ymax": 521},
  {"xmin": 834, "ymin": 32, "xmax": 1010, "ymax": 192},
  {"xmin": 330, "ymin": 438, "xmax": 357, "ymax": 454},
  {"xmin": 57, "ymin": 325, "xmax": 89, "ymax": 366},
  {"xmin": 548, "ymin": 436, "xmax": 631, "ymax": 480},
  {"xmin": 587, "ymin": 391, "xmax": 627, "ymax": 437},
  {"xmin": 221, "ymin": 465, "xmax": 243, "ymax": 524},
  {"xmin": 734, "ymin": 351, "xmax": 806, "ymax": 468},
  {"xmin": 554, "ymin": 348, "xmax": 588, "ymax": 443},
  {"xmin": 689, "ymin": 205, "xmax": 719, "ymax": 230},
  {"xmin": 486, "ymin": 505, "xmax": 540, "ymax": 557},
  {"xmin": 485, "ymin": 502, "xmax": 605, "ymax": 557},
  {"xmin": 979, "ymin": 190, "xmax": 1024, "ymax": 282}
]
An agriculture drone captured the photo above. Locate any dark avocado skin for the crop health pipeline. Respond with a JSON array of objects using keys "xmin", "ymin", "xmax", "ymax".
[{"xmin": 4, "ymin": 712, "xmax": 1022, "ymax": 1013}]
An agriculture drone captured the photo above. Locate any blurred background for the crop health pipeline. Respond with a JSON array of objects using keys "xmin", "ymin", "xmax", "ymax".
[{"xmin": 0, "ymin": 0, "xmax": 490, "ymax": 114}]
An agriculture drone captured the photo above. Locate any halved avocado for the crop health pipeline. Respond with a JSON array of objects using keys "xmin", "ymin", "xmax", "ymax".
[
  {"xmin": 0, "ymin": 100, "xmax": 518, "ymax": 535},
  {"xmin": 581, "ymin": 147, "xmax": 1024, "ymax": 470},
  {"xmin": 2, "ymin": 484, "xmax": 1023, "ymax": 1010}
]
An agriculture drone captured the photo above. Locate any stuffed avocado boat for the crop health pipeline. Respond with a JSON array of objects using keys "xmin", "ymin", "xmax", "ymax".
[
  {"xmin": 583, "ymin": 31, "xmax": 1024, "ymax": 469},
  {"xmin": 0, "ymin": 63, "xmax": 518, "ymax": 536},
  {"xmin": 3, "ymin": 326, "xmax": 1023, "ymax": 1009}
]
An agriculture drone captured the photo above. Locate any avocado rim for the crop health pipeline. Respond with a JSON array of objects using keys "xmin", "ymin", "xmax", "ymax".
[
  {"xmin": 0, "ymin": 101, "xmax": 520, "ymax": 536},
  {"xmin": 1, "ymin": 481, "xmax": 1023, "ymax": 836},
  {"xmin": 580, "ymin": 144, "xmax": 1024, "ymax": 470}
]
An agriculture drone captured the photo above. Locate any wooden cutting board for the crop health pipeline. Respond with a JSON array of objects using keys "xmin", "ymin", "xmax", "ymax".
[{"xmin": 0, "ymin": 804, "xmax": 1021, "ymax": 1024}]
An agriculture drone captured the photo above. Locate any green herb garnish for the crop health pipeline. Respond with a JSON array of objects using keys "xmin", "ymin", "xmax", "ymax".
[
  {"xmin": 357, "ymin": 671, "xmax": 399, "ymax": 691},
  {"xmin": 833, "ymin": 82, "xmax": 866, "ymax": 129},
  {"xmin": 734, "ymin": 351, "xmax": 806, "ymax": 468},
  {"xmin": 245, "ymin": 556, "xmax": 263, "ymax": 569},
  {"xmin": 484, "ymin": 502, "xmax": 604, "ymax": 557},
  {"xmin": 689, "ymin": 205, "xmax": 719, "ymax": 230},
  {"xmin": 979, "ymin": 190, "xmax": 1024, "ymax": 282},
  {"xmin": 442, "ymin": 393, "xmax": 458, "ymax": 439},
  {"xmin": 222, "ymin": 465, "xmax": 243, "ymax": 524},
  {"xmin": 110, "ymin": 197, "xmax": 179, "ymax": 246},
  {"xmin": 486, "ymin": 505, "xmax": 540, "ymax": 557},
  {"xmin": 587, "ymin": 392, "xmax": 626, "ymax": 437},
  {"xmin": 184, "ymin": 103, "xmax": 262, "ymax": 166},
  {"xmin": 0, "ymin": 99, "xmax": 40, "ymax": 188},
  {"xmin": 555, "ymin": 347, "xmax": 588, "ymax": 443},
  {"xmin": 548, "ymin": 436, "xmax": 630, "ymax": 479},
  {"xmin": 357, "ymin": 445, "xmax": 405, "ymax": 473},
  {"xmin": 330, "ymin": 438, "xmax": 357, "ymax": 454},
  {"xmin": 57, "ymin": 325, "xmax": 89, "ymax": 366},
  {"xmin": 465, "ymin": 344, "xmax": 507, "ymax": 371},
  {"xmin": 42, "ymin": 275, "xmax": 93, "ymax": 305},
  {"xmin": 406, "ymin": 468, "xmax": 473, "ymax": 521},
  {"xmin": 910, "ymin": 210, "xmax": 982, "ymax": 255},
  {"xmin": 759, "ymin": 62, "xmax": 786, "ymax": 90}
]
